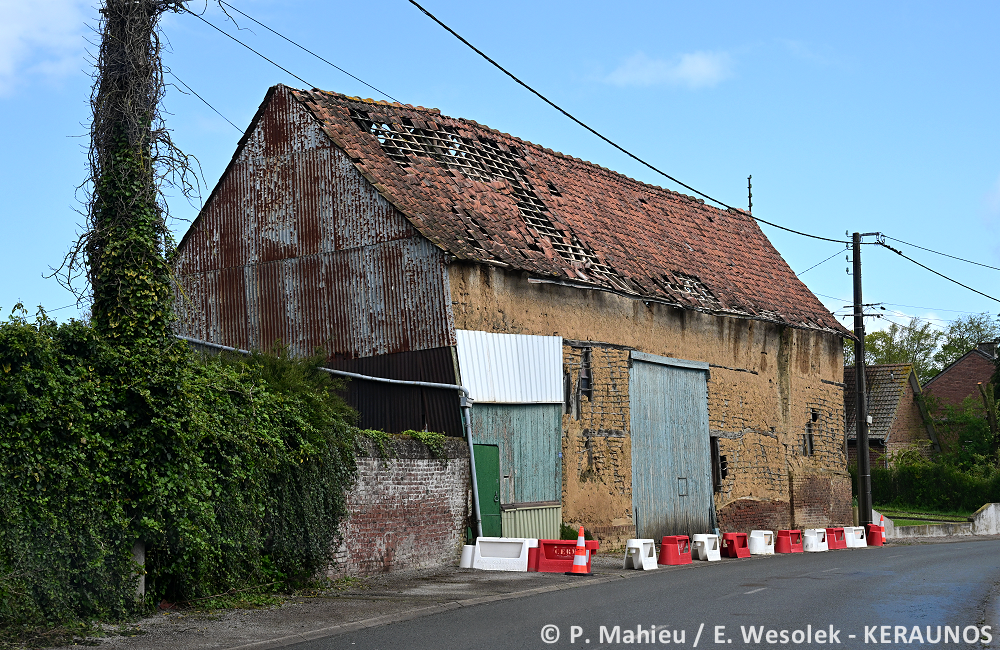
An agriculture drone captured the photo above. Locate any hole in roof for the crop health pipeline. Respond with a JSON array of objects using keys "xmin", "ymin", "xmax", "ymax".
[{"xmin": 547, "ymin": 181, "xmax": 561, "ymax": 196}]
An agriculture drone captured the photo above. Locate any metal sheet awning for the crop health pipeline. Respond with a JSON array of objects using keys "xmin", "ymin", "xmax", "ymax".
[{"xmin": 455, "ymin": 330, "xmax": 563, "ymax": 403}]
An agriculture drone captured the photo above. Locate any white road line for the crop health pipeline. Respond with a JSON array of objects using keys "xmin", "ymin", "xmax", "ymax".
[
  {"xmin": 822, "ymin": 568, "xmax": 840, "ymax": 572},
  {"xmin": 744, "ymin": 587, "xmax": 767, "ymax": 594}
]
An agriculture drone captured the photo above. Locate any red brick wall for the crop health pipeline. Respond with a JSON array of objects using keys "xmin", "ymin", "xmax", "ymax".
[
  {"xmin": 847, "ymin": 440, "xmax": 887, "ymax": 469},
  {"xmin": 716, "ymin": 498, "xmax": 790, "ymax": 533},
  {"xmin": 329, "ymin": 438, "xmax": 469, "ymax": 577},
  {"xmin": 790, "ymin": 471, "xmax": 853, "ymax": 529},
  {"xmin": 924, "ymin": 353, "xmax": 995, "ymax": 410}
]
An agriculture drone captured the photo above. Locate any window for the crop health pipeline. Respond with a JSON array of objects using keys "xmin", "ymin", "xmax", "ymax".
[
  {"xmin": 802, "ymin": 409, "xmax": 819, "ymax": 456},
  {"xmin": 710, "ymin": 436, "xmax": 728, "ymax": 492}
]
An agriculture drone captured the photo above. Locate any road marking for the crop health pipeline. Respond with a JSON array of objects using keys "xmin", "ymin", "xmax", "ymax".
[
  {"xmin": 744, "ymin": 587, "xmax": 767, "ymax": 594},
  {"xmin": 821, "ymin": 568, "xmax": 839, "ymax": 572},
  {"xmin": 888, "ymin": 554, "xmax": 903, "ymax": 558}
]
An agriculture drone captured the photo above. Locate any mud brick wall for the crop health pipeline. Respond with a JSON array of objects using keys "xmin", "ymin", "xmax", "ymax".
[{"xmin": 329, "ymin": 438, "xmax": 469, "ymax": 577}]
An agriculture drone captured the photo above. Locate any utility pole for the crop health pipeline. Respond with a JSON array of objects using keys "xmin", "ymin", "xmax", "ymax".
[{"xmin": 853, "ymin": 232, "xmax": 876, "ymax": 527}]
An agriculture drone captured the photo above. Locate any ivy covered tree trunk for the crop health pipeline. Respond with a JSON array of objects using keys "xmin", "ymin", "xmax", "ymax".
[{"xmin": 87, "ymin": 0, "xmax": 187, "ymax": 344}]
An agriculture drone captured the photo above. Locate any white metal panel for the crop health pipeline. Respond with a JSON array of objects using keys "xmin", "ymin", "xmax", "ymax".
[{"xmin": 455, "ymin": 330, "xmax": 562, "ymax": 403}]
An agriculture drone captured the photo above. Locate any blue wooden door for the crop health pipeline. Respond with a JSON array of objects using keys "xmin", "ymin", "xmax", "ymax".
[
  {"xmin": 471, "ymin": 404, "xmax": 562, "ymax": 505},
  {"xmin": 629, "ymin": 352, "xmax": 713, "ymax": 540}
]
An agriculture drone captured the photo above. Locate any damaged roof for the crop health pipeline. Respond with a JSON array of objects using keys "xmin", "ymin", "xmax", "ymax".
[{"xmin": 257, "ymin": 85, "xmax": 844, "ymax": 331}]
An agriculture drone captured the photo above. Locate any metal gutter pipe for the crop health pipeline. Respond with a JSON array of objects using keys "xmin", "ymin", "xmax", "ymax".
[{"xmin": 174, "ymin": 335, "xmax": 485, "ymax": 538}]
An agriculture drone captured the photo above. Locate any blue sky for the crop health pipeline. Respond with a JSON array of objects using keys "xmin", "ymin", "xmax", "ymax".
[{"xmin": 2, "ymin": 0, "xmax": 999, "ymax": 335}]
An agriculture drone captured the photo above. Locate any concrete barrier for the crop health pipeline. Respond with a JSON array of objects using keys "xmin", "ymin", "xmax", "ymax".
[{"xmin": 972, "ymin": 503, "xmax": 1000, "ymax": 535}]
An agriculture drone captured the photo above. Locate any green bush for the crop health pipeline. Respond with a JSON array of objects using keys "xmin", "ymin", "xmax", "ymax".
[{"xmin": 0, "ymin": 309, "xmax": 357, "ymax": 628}]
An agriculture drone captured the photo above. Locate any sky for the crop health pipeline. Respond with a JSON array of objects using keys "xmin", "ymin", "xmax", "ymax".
[{"xmin": 1, "ymin": 0, "xmax": 999, "ymax": 337}]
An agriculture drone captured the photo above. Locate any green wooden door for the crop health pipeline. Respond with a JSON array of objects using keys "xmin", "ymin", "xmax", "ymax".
[{"xmin": 473, "ymin": 444, "xmax": 502, "ymax": 537}]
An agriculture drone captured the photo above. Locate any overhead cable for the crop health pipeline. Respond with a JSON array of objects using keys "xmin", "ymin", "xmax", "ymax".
[
  {"xmin": 797, "ymin": 246, "xmax": 848, "ymax": 276},
  {"xmin": 884, "ymin": 235, "xmax": 1000, "ymax": 272},
  {"xmin": 184, "ymin": 9, "xmax": 315, "ymax": 89},
  {"xmin": 217, "ymin": 1, "xmax": 401, "ymax": 104},
  {"xmin": 877, "ymin": 241, "xmax": 1000, "ymax": 304},
  {"xmin": 408, "ymin": 0, "xmax": 847, "ymax": 245},
  {"xmin": 168, "ymin": 70, "xmax": 242, "ymax": 132}
]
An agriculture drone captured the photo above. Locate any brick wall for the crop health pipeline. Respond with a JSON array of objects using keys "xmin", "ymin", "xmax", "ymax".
[
  {"xmin": 790, "ymin": 471, "xmax": 852, "ymax": 529},
  {"xmin": 716, "ymin": 498, "xmax": 790, "ymax": 533},
  {"xmin": 924, "ymin": 352, "xmax": 995, "ymax": 409},
  {"xmin": 329, "ymin": 437, "xmax": 469, "ymax": 577}
]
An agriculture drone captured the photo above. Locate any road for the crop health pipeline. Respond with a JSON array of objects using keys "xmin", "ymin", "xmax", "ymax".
[{"xmin": 288, "ymin": 540, "xmax": 1000, "ymax": 649}]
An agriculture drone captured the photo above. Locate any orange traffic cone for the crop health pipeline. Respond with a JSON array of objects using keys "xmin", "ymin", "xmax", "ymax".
[{"xmin": 565, "ymin": 526, "xmax": 592, "ymax": 576}]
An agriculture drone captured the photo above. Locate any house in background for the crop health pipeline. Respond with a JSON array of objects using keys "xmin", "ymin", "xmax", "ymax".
[
  {"xmin": 844, "ymin": 363, "xmax": 939, "ymax": 468},
  {"xmin": 174, "ymin": 85, "xmax": 852, "ymax": 546},
  {"xmin": 923, "ymin": 342, "xmax": 997, "ymax": 411}
]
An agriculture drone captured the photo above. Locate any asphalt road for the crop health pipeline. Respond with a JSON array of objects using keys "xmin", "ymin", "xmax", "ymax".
[{"xmin": 289, "ymin": 540, "xmax": 1000, "ymax": 649}]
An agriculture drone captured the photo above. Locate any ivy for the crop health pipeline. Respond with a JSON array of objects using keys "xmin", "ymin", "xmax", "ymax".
[{"xmin": 0, "ymin": 311, "xmax": 357, "ymax": 630}]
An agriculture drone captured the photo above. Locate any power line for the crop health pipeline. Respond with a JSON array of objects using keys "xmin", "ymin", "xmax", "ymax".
[
  {"xmin": 184, "ymin": 8, "xmax": 315, "ymax": 89},
  {"xmin": 168, "ymin": 70, "xmax": 242, "ymax": 132},
  {"xmin": 884, "ymin": 235, "xmax": 1000, "ymax": 272},
  {"xmin": 882, "ymin": 302, "xmax": 987, "ymax": 315},
  {"xmin": 407, "ymin": 0, "xmax": 847, "ymax": 245},
  {"xmin": 878, "ymin": 241, "xmax": 1000, "ymax": 304},
  {"xmin": 797, "ymin": 246, "xmax": 847, "ymax": 276},
  {"xmin": 217, "ymin": 1, "xmax": 401, "ymax": 104}
]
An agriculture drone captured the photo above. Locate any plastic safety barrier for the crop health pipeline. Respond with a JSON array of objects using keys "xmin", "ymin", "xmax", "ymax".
[
  {"xmin": 691, "ymin": 534, "xmax": 721, "ymax": 561},
  {"xmin": 825, "ymin": 527, "xmax": 847, "ymax": 550},
  {"xmin": 657, "ymin": 535, "xmax": 692, "ymax": 565},
  {"xmin": 776, "ymin": 529, "xmax": 803, "ymax": 553},
  {"xmin": 844, "ymin": 526, "xmax": 867, "ymax": 548},
  {"xmin": 530, "ymin": 538, "xmax": 599, "ymax": 573},
  {"xmin": 722, "ymin": 532, "xmax": 750, "ymax": 558},
  {"xmin": 866, "ymin": 524, "xmax": 885, "ymax": 547},
  {"xmin": 472, "ymin": 537, "xmax": 538, "ymax": 571},
  {"xmin": 748, "ymin": 530, "xmax": 775, "ymax": 555},
  {"xmin": 803, "ymin": 529, "xmax": 829, "ymax": 552},
  {"xmin": 623, "ymin": 539, "xmax": 658, "ymax": 570}
]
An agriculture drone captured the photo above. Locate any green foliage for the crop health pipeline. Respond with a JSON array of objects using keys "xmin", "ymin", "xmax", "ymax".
[
  {"xmin": 402, "ymin": 430, "xmax": 447, "ymax": 460},
  {"xmin": 560, "ymin": 523, "xmax": 593, "ymax": 541},
  {"xmin": 934, "ymin": 313, "xmax": 1000, "ymax": 372},
  {"xmin": 0, "ymin": 311, "xmax": 357, "ymax": 629},
  {"xmin": 843, "ymin": 318, "xmax": 942, "ymax": 380}
]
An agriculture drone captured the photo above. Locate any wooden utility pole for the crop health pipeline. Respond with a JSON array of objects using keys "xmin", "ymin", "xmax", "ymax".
[{"xmin": 853, "ymin": 232, "xmax": 877, "ymax": 527}]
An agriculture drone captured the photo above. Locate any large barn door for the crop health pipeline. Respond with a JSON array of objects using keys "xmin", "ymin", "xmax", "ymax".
[{"xmin": 630, "ymin": 352, "xmax": 713, "ymax": 541}]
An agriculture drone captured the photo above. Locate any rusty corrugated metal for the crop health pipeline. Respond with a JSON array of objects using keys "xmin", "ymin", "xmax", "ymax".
[
  {"xmin": 327, "ymin": 347, "xmax": 464, "ymax": 437},
  {"xmin": 173, "ymin": 87, "xmax": 456, "ymax": 360}
]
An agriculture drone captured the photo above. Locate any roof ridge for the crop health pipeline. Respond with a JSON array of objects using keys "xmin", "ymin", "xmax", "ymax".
[{"xmin": 299, "ymin": 87, "xmax": 730, "ymax": 212}]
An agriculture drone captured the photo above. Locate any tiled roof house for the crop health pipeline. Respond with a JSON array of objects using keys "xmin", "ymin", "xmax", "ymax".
[
  {"xmin": 175, "ymin": 85, "xmax": 852, "ymax": 546},
  {"xmin": 844, "ymin": 364, "xmax": 939, "ymax": 468},
  {"xmin": 923, "ymin": 342, "xmax": 998, "ymax": 410}
]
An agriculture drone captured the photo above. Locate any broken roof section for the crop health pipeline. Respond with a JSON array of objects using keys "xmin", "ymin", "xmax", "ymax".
[{"xmin": 283, "ymin": 85, "xmax": 841, "ymax": 332}]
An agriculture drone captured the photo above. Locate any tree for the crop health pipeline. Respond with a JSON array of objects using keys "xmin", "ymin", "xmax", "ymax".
[
  {"xmin": 933, "ymin": 312, "xmax": 1000, "ymax": 371},
  {"xmin": 844, "ymin": 317, "xmax": 943, "ymax": 380},
  {"xmin": 57, "ymin": 0, "xmax": 197, "ymax": 345}
]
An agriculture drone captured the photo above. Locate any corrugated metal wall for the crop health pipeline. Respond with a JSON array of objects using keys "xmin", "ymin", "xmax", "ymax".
[
  {"xmin": 629, "ymin": 352, "xmax": 713, "ymax": 540},
  {"xmin": 328, "ymin": 347, "xmax": 463, "ymax": 437},
  {"xmin": 501, "ymin": 505, "xmax": 561, "ymax": 540},
  {"xmin": 455, "ymin": 330, "xmax": 563, "ymax": 403},
  {"xmin": 470, "ymin": 404, "xmax": 562, "ymax": 505},
  {"xmin": 174, "ymin": 87, "xmax": 455, "ymax": 360}
]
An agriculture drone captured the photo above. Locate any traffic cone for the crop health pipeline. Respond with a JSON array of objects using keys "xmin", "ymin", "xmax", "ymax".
[{"xmin": 565, "ymin": 526, "xmax": 592, "ymax": 576}]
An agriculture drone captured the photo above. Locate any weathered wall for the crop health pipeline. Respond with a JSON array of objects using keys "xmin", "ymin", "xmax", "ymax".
[
  {"xmin": 885, "ymin": 380, "xmax": 934, "ymax": 459},
  {"xmin": 449, "ymin": 262, "xmax": 850, "ymax": 541},
  {"xmin": 329, "ymin": 438, "xmax": 469, "ymax": 577},
  {"xmin": 174, "ymin": 86, "xmax": 456, "ymax": 359}
]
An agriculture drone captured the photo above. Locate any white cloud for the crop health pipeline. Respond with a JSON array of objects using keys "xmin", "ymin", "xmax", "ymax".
[
  {"xmin": 0, "ymin": 0, "xmax": 89, "ymax": 95},
  {"xmin": 604, "ymin": 51, "xmax": 732, "ymax": 89}
]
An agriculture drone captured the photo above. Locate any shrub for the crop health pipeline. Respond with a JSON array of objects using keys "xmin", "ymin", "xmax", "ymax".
[{"xmin": 0, "ymin": 309, "xmax": 357, "ymax": 628}]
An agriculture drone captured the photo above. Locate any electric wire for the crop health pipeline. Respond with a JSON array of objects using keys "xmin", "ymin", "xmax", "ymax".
[
  {"xmin": 184, "ymin": 9, "xmax": 315, "ymax": 89},
  {"xmin": 217, "ymin": 1, "xmax": 401, "ymax": 104},
  {"xmin": 797, "ymin": 246, "xmax": 847, "ymax": 276},
  {"xmin": 168, "ymin": 70, "xmax": 242, "ymax": 132},
  {"xmin": 884, "ymin": 235, "xmax": 1000, "ymax": 272},
  {"xmin": 408, "ymin": 0, "xmax": 847, "ymax": 245},
  {"xmin": 877, "ymin": 241, "xmax": 1000, "ymax": 303}
]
